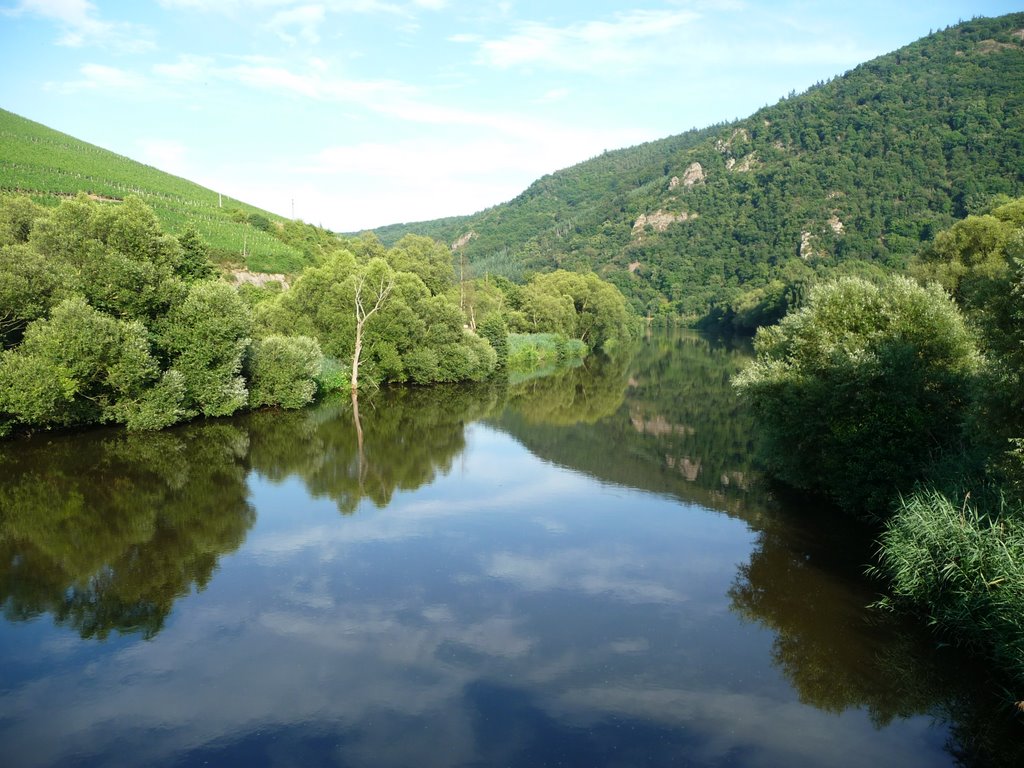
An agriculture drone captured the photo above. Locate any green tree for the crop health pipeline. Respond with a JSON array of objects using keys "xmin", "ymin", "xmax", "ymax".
[
  {"xmin": 161, "ymin": 281, "xmax": 252, "ymax": 418},
  {"xmin": 0, "ymin": 296, "xmax": 161, "ymax": 431},
  {"xmin": 734, "ymin": 276, "xmax": 982, "ymax": 514},
  {"xmin": 350, "ymin": 257, "xmax": 395, "ymax": 391},
  {"xmin": 386, "ymin": 234, "xmax": 456, "ymax": 296},
  {"xmin": 176, "ymin": 226, "xmax": 216, "ymax": 282},
  {"xmin": 525, "ymin": 270, "xmax": 636, "ymax": 351},
  {"xmin": 0, "ymin": 243, "xmax": 71, "ymax": 348},
  {"xmin": 478, "ymin": 313, "xmax": 509, "ymax": 369},
  {"xmin": 0, "ymin": 194, "xmax": 45, "ymax": 246},
  {"xmin": 247, "ymin": 334, "xmax": 323, "ymax": 409}
]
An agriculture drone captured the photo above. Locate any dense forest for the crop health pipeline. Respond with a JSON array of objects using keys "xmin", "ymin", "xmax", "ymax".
[{"xmin": 373, "ymin": 14, "xmax": 1024, "ymax": 327}]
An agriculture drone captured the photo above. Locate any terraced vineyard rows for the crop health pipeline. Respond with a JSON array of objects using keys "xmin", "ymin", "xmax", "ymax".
[{"xmin": 0, "ymin": 108, "xmax": 306, "ymax": 272}]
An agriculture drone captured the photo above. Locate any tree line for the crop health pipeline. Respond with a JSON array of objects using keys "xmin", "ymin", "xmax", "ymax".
[{"xmin": 0, "ymin": 193, "xmax": 636, "ymax": 437}]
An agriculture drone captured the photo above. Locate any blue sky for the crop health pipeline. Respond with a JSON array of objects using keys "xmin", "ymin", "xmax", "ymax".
[{"xmin": 0, "ymin": 1, "xmax": 1019, "ymax": 231}]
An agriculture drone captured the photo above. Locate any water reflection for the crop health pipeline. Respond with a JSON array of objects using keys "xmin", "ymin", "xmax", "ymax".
[
  {"xmin": 0, "ymin": 329, "xmax": 1021, "ymax": 767},
  {"xmin": 729, "ymin": 500, "xmax": 1024, "ymax": 767},
  {"xmin": 0, "ymin": 425, "xmax": 254, "ymax": 639},
  {"xmin": 494, "ymin": 331, "xmax": 770, "ymax": 519},
  {"xmin": 247, "ymin": 383, "xmax": 502, "ymax": 513}
]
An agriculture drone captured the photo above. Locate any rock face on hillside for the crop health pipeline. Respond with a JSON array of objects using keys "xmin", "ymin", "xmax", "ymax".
[
  {"xmin": 230, "ymin": 269, "xmax": 289, "ymax": 290},
  {"xmin": 680, "ymin": 162, "xmax": 705, "ymax": 187},
  {"xmin": 725, "ymin": 153, "xmax": 759, "ymax": 172},
  {"xmin": 632, "ymin": 210, "xmax": 696, "ymax": 239},
  {"xmin": 452, "ymin": 231, "xmax": 477, "ymax": 250}
]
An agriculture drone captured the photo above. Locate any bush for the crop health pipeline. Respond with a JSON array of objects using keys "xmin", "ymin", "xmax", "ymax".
[
  {"xmin": 734, "ymin": 276, "xmax": 983, "ymax": 515},
  {"xmin": 315, "ymin": 356, "xmax": 348, "ymax": 394},
  {"xmin": 477, "ymin": 314, "xmax": 509, "ymax": 369},
  {"xmin": 247, "ymin": 335, "xmax": 322, "ymax": 409}
]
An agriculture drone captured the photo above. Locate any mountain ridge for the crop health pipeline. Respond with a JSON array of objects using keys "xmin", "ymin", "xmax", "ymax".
[{"xmin": 370, "ymin": 13, "xmax": 1024, "ymax": 324}]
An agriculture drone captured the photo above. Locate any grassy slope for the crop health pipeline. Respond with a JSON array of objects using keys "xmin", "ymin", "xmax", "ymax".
[
  {"xmin": 0, "ymin": 108, "xmax": 307, "ymax": 273},
  {"xmin": 372, "ymin": 14, "xmax": 1024, "ymax": 318}
]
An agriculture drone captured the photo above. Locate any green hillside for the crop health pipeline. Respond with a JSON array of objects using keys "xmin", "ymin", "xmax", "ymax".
[
  {"xmin": 372, "ymin": 13, "xmax": 1024, "ymax": 325},
  {"xmin": 0, "ymin": 108, "xmax": 308, "ymax": 273}
]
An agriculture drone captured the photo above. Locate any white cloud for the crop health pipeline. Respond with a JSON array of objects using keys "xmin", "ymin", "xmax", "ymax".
[
  {"xmin": 135, "ymin": 138, "xmax": 190, "ymax": 176},
  {"xmin": 157, "ymin": 0, "xmax": 413, "ymax": 16},
  {"xmin": 220, "ymin": 59, "xmax": 416, "ymax": 104},
  {"xmin": 45, "ymin": 62, "xmax": 148, "ymax": 93},
  {"xmin": 268, "ymin": 3, "xmax": 326, "ymax": 44},
  {"xmin": 6, "ymin": 0, "xmax": 154, "ymax": 51},
  {"xmin": 152, "ymin": 54, "xmax": 214, "ymax": 81},
  {"xmin": 485, "ymin": 550, "xmax": 684, "ymax": 604},
  {"xmin": 471, "ymin": 9, "xmax": 700, "ymax": 73}
]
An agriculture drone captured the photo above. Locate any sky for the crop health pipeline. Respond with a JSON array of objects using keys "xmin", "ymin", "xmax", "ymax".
[{"xmin": 0, "ymin": 1, "xmax": 1020, "ymax": 232}]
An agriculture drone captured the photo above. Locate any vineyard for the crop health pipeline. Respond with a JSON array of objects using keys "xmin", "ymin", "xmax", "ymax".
[{"xmin": 0, "ymin": 108, "xmax": 307, "ymax": 273}]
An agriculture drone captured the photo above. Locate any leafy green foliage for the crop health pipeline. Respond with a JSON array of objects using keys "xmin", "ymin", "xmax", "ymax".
[
  {"xmin": 0, "ymin": 296, "xmax": 160, "ymax": 428},
  {"xmin": 258, "ymin": 245, "xmax": 500, "ymax": 389},
  {"xmin": 247, "ymin": 335, "xmax": 322, "ymax": 409},
  {"xmin": 477, "ymin": 313, "xmax": 509, "ymax": 369},
  {"xmin": 507, "ymin": 333, "xmax": 585, "ymax": 373},
  {"xmin": 0, "ymin": 194, "xmax": 323, "ymax": 434},
  {"xmin": 523, "ymin": 270, "xmax": 636, "ymax": 351},
  {"xmin": 734, "ymin": 276, "xmax": 982, "ymax": 513},
  {"xmin": 161, "ymin": 281, "xmax": 252, "ymax": 418}
]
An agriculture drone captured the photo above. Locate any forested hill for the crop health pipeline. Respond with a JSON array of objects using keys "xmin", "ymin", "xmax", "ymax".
[{"xmin": 371, "ymin": 13, "xmax": 1024, "ymax": 325}]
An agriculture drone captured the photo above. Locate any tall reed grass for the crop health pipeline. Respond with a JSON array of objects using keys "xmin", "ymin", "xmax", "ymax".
[{"xmin": 873, "ymin": 488, "xmax": 1024, "ymax": 696}]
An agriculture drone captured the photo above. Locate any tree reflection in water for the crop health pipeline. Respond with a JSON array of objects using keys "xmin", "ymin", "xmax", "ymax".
[
  {"xmin": 729, "ymin": 497, "xmax": 1024, "ymax": 768},
  {"xmin": 0, "ymin": 424, "xmax": 255, "ymax": 639},
  {"xmin": 1, "ymin": 329, "xmax": 1021, "ymax": 766}
]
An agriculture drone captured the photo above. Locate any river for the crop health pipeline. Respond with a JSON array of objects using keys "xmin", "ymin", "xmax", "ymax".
[{"xmin": 0, "ymin": 329, "xmax": 1018, "ymax": 767}]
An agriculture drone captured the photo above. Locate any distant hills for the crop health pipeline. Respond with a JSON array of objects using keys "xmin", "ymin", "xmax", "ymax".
[
  {"xmin": 373, "ymin": 13, "xmax": 1024, "ymax": 323},
  {"xmin": 0, "ymin": 108, "xmax": 307, "ymax": 273}
]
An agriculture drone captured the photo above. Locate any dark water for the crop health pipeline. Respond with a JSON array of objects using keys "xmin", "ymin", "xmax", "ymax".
[{"xmin": 0, "ymin": 330, "xmax": 1018, "ymax": 767}]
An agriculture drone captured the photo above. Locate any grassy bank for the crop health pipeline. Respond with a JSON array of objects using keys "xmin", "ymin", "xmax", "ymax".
[{"xmin": 507, "ymin": 333, "xmax": 586, "ymax": 374}]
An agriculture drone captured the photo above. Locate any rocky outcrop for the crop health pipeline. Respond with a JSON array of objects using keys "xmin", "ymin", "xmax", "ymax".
[
  {"xmin": 799, "ymin": 231, "xmax": 815, "ymax": 260},
  {"xmin": 715, "ymin": 128, "xmax": 749, "ymax": 153},
  {"xmin": 452, "ymin": 231, "xmax": 477, "ymax": 250},
  {"xmin": 680, "ymin": 162, "xmax": 705, "ymax": 187},
  {"xmin": 632, "ymin": 210, "xmax": 696, "ymax": 239},
  {"xmin": 726, "ymin": 153, "xmax": 758, "ymax": 172}
]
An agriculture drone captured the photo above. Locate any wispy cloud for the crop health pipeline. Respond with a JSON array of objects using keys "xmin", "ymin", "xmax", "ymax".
[
  {"xmin": 157, "ymin": 0, "xmax": 423, "ymax": 17},
  {"xmin": 45, "ymin": 62, "xmax": 148, "ymax": 94},
  {"xmin": 5, "ymin": 0, "xmax": 154, "ymax": 51},
  {"xmin": 468, "ymin": 9, "xmax": 700, "ymax": 73},
  {"xmin": 135, "ymin": 138, "xmax": 190, "ymax": 175},
  {"xmin": 152, "ymin": 54, "xmax": 214, "ymax": 82},
  {"xmin": 268, "ymin": 3, "xmax": 326, "ymax": 44}
]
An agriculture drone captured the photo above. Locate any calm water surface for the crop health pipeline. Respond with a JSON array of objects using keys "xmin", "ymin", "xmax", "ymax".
[{"xmin": 0, "ymin": 331, "xmax": 1017, "ymax": 767}]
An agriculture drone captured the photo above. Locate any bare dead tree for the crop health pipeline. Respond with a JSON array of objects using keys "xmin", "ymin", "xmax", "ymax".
[{"xmin": 350, "ymin": 268, "xmax": 395, "ymax": 393}]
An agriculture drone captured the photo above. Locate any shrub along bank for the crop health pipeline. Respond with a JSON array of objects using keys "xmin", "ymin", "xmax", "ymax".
[
  {"xmin": 735, "ymin": 197, "xmax": 1024, "ymax": 705},
  {"xmin": 0, "ymin": 193, "xmax": 636, "ymax": 436}
]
